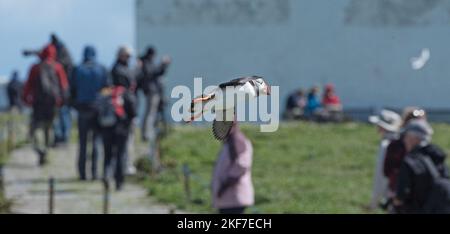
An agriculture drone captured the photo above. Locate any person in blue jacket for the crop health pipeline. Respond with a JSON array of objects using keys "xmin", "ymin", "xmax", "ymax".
[
  {"xmin": 306, "ymin": 86, "xmax": 321, "ymax": 116},
  {"xmin": 71, "ymin": 46, "xmax": 109, "ymax": 181}
]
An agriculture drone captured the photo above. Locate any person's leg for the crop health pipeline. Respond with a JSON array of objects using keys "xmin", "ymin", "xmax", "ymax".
[
  {"xmin": 148, "ymin": 94, "xmax": 161, "ymax": 140},
  {"xmin": 61, "ymin": 106, "xmax": 72, "ymax": 142},
  {"xmin": 42, "ymin": 121, "xmax": 52, "ymax": 162},
  {"xmin": 218, "ymin": 207, "xmax": 246, "ymax": 214},
  {"xmin": 34, "ymin": 123, "xmax": 47, "ymax": 166},
  {"xmin": 77, "ymin": 112, "xmax": 89, "ymax": 180},
  {"xmin": 30, "ymin": 118, "xmax": 44, "ymax": 165},
  {"xmin": 102, "ymin": 128, "xmax": 114, "ymax": 183},
  {"xmin": 114, "ymin": 134, "xmax": 128, "ymax": 191},
  {"xmin": 53, "ymin": 109, "xmax": 63, "ymax": 144},
  {"xmin": 147, "ymin": 94, "xmax": 161, "ymax": 167},
  {"xmin": 125, "ymin": 125, "xmax": 136, "ymax": 175},
  {"xmin": 31, "ymin": 109, "xmax": 51, "ymax": 165},
  {"xmin": 89, "ymin": 114, "xmax": 99, "ymax": 180},
  {"xmin": 370, "ymin": 147, "xmax": 388, "ymax": 209},
  {"xmin": 141, "ymin": 94, "xmax": 151, "ymax": 141}
]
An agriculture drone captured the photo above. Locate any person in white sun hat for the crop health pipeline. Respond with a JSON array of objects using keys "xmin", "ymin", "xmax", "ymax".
[{"xmin": 368, "ymin": 109, "xmax": 402, "ymax": 210}]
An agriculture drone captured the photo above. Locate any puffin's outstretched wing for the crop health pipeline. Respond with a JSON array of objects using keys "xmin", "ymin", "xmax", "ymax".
[
  {"xmin": 218, "ymin": 76, "xmax": 262, "ymax": 88},
  {"xmin": 212, "ymin": 108, "xmax": 235, "ymax": 141},
  {"xmin": 212, "ymin": 120, "xmax": 234, "ymax": 141}
]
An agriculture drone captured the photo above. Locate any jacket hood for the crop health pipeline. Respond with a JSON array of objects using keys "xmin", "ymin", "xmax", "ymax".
[
  {"xmin": 83, "ymin": 46, "xmax": 96, "ymax": 62},
  {"xmin": 39, "ymin": 44, "xmax": 57, "ymax": 61}
]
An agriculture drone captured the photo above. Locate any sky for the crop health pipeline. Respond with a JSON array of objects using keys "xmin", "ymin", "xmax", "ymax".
[{"xmin": 0, "ymin": 0, "xmax": 135, "ymax": 80}]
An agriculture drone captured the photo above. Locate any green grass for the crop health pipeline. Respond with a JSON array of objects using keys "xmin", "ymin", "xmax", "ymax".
[
  {"xmin": 0, "ymin": 113, "xmax": 28, "ymax": 213},
  {"xmin": 140, "ymin": 122, "xmax": 450, "ymax": 214}
]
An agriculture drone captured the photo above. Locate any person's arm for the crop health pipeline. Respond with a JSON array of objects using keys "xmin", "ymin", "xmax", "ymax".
[
  {"xmin": 151, "ymin": 63, "xmax": 169, "ymax": 77},
  {"xmin": 383, "ymin": 142, "xmax": 396, "ymax": 177},
  {"xmin": 123, "ymin": 91, "xmax": 137, "ymax": 120},
  {"xmin": 101, "ymin": 66, "xmax": 111, "ymax": 88},
  {"xmin": 55, "ymin": 63, "xmax": 69, "ymax": 91},
  {"xmin": 150, "ymin": 56, "xmax": 171, "ymax": 77},
  {"xmin": 55, "ymin": 63, "xmax": 69, "ymax": 105},
  {"xmin": 22, "ymin": 65, "xmax": 38, "ymax": 106},
  {"xmin": 394, "ymin": 161, "xmax": 413, "ymax": 208},
  {"xmin": 70, "ymin": 67, "xmax": 77, "ymax": 105},
  {"xmin": 218, "ymin": 177, "xmax": 240, "ymax": 198}
]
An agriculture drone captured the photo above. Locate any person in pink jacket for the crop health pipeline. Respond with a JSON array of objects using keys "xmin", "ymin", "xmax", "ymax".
[{"xmin": 211, "ymin": 122, "xmax": 254, "ymax": 214}]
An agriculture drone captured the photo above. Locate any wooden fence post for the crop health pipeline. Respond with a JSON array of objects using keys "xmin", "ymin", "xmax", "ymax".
[
  {"xmin": 0, "ymin": 164, "xmax": 4, "ymax": 201},
  {"xmin": 48, "ymin": 177, "xmax": 55, "ymax": 214},
  {"xmin": 182, "ymin": 163, "xmax": 191, "ymax": 202},
  {"xmin": 103, "ymin": 179, "xmax": 110, "ymax": 214}
]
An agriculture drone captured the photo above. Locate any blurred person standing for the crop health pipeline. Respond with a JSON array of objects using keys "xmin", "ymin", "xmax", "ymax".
[
  {"xmin": 97, "ymin": 85, "xmax": 137, "ymax": 191},
  {"xmin": 212, "ymin": 123, "xmax": 254, "ymax": 214},
  {"xmin": 368, "ymin": 109, "xmax": 402, "ymax": 210},
  {"xmin": 7, "ymin": 70, "xmax": 23, "ymax": 112},
  {"xmin": 384, "ymin": 107, "xmax": 427, "ymax": 204},
  {"xmin": 50, "ymin": 34, "xmax": 74, "ymax": 77},
  {"xmin": 22, "ymin": 44, "xmax": 69, "ymax": 166},
  {"xmin": 111, "ymin": 46, "xmax": 137, "ymax": 175},
  {"xmin": 111, "ymin": 46, "xmax": 135, "ymax": 90},
  {"xmin": 50, "ymin": 34, "xmax": 74, "ymax": 145},
  {"xmin": 394, "ymin": 119, "xmax": 450, "ymax": 213},
  {"xmin": 136, "ymin": 46, "xmax": 171, "ymax": 142},
  {"xmin": 71, "ymin": 46, "xmax": 109, "ymax": 181}
]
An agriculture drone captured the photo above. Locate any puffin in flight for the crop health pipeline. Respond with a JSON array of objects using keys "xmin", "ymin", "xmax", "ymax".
[{"xmin": 188, "ymin": 76, "xmax": 271, "ymax": 141}]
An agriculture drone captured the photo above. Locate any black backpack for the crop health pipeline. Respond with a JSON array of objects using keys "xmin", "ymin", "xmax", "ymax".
[
  {"xmin": 33, "ymin": 62, "xmax": 62, "ymax": 119},
  {"xmin": 95, "ymin": 87, "xmax": 126, "ymax": 128},
  {"xmin": 420, "ymin": 156, "xmax": 450, "ymax": 214}
]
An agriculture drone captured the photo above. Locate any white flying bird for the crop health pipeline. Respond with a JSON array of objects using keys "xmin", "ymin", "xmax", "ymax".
[
  {"xmin": 411, "ymin": 48, "xmax": 430, "ymax": 70},
  {"xmin": 188, "ymin": 76, "xmax": 271, "ymax": 141}
]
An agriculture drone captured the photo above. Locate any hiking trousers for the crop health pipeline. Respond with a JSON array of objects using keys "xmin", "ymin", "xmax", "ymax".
[
  {"xmin": 102, "ymin": 127, "xmax": 128, "ymax": 190},
  {"xmin": 77, "ymin": 109, "xmax": 99, "ymax": 180},
  {"xmin": 141, "ymin": 92, "xmax": 160, "ymax": 141}
]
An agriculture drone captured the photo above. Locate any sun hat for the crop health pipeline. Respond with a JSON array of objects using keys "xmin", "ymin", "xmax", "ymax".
[{"xmin": 369, "ymin": 109, "xmax": 402, "ymax": 132}]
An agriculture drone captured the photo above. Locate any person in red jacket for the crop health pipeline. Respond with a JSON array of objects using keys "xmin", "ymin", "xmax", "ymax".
[
  {"xmin": 319, "ymin": 83, "xmax": 343, "ymax": 122},
  {"xmin": 322, "ymin": 84, "xmax": 342, "ymax": 109},
  {"xmin": 22, "ymin": 44, "xmax": 69, "ymax": 165}
]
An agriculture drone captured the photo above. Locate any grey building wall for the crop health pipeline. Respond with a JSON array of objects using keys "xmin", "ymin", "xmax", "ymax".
[{"xmin": 136, "ymin": 0, "xmax": 450, "ymax": 115}]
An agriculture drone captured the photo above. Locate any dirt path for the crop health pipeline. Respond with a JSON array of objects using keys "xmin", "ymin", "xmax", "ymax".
[{"xmin": 3, "ymin": 144, "xmax": 178, "ymax": 214}]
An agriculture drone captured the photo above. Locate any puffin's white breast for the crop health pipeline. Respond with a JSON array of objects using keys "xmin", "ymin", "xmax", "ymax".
[{"xmin": 213, "ymin": 83, "xmax": 256, "ymax": 111}]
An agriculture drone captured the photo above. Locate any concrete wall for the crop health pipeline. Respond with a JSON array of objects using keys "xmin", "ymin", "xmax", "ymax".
[{"xmin": 136, "ymin": 0, "xmax": 450, "ymax": 112}]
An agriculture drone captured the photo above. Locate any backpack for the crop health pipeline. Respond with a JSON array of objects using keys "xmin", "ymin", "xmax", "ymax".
[
  {"xmin": 96, "ymin": 87, "xmax": 126, "ymax": 128},
  {"xmin": 35, "ymin": 62, "xmax": 61, "ymax": 105},
  {"xmin": 33, "ymin": 62, "xmax": 62, "ymax": 121},
  {"xmin": 420, "ymin": 156, "xmax": 450, "ymax": 214}
]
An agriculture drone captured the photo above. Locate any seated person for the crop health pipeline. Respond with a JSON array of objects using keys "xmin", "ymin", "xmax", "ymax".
[
  {"xmin": 285, "ymin": 89, "xmax": 306, "ymax": 120},
  {"xmin": 322, "ymin": 83, "xmax": 342, "ymax": 111},
  {"xmin": 306, "ymin": 86, "xmax": 321, "ymax": 116},
  {"xmin": 314, "ymin": 84, "xmax": 343, "ymax": 122}
]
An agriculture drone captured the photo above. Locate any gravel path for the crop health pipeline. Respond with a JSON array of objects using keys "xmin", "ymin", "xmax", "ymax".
[{"xmin": 3, "ymin": 144, "xmax": 178, "ymax": 214}]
